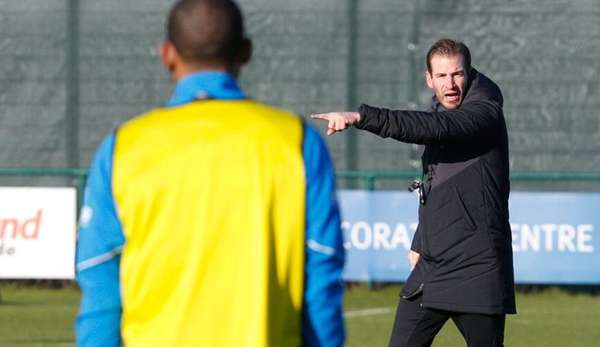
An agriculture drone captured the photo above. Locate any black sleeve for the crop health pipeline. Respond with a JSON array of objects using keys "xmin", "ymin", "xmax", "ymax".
[
  {"xmin": 356, "ymin": 101, "xmax": 502, "ymax": 145},
  {"xmin": 410, "ymin": 226, "xmax": 422, "ymax": 253}
]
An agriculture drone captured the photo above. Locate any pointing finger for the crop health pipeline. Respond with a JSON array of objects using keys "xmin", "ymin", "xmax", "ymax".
[{"xmin": 310, "ymin": 113, "xmax": 330, "ymax": 120}]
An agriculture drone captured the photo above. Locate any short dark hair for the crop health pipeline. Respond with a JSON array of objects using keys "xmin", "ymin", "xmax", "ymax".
[
  {"xmin": 426, "ymin": 38, "xmax": 471, "ymax": 73},
  {"xmin": 166, "ymin": 0, "xmax": 245, "ymax": 64}
]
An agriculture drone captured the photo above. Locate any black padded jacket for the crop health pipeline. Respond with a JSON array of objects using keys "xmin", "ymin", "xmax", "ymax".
[{"xmin": 356, "ymin": 69, "xmax": 516, "ymax": 314}]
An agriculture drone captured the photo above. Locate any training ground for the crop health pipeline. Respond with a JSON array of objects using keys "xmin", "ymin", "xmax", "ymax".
[{"xmin": 0, "ymin": 283, "xmax": 599, "ymax": 346}]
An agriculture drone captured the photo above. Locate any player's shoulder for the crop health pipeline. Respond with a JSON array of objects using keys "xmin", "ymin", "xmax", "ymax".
[
  {"xmin": 238, "ymin": 101, "xmax": 328, "ymax": 149},
  {"xmin": 229, "ymin": 100, "xmax": 307, "ymax": 136},
  {"xmin": 117, "ymin": 107, "xmax": 172, "ymax": 133},
  {"xmin": 117, "ymin": 100, "xmax": 305, "ymax": 138},
  {"xmin": 241, "ymin": 100, "xmax": 300, "ymax": 121}
]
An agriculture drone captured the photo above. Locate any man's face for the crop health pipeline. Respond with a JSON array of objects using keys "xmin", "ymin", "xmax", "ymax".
[{"xmin": 426, "ymin": 54, "xmax": 468, "ymax": 110}]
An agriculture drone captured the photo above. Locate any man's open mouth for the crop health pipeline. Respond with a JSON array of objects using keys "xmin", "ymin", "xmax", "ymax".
[{"xmin": 444, "ymin": 91, "xmax": 460, "ymax": 102}]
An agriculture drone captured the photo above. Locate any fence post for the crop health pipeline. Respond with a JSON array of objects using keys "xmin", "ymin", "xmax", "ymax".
[
  {"xmin": 345, "ymin": 0, "xmax": 359, "ymax": 186},
  {"xmin": 66, "ymin": 0, "xmax": 80, "ymax": 169}
]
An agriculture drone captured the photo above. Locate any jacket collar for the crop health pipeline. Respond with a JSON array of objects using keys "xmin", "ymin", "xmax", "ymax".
[{"xmin": 166, "ymin": 71, "xmax": 246, "ymax": 107}]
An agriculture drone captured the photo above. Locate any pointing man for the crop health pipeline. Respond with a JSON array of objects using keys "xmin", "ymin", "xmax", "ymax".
[{"xmin": 313, "ymin": 38, "xmax": 515, "ymax": 347}]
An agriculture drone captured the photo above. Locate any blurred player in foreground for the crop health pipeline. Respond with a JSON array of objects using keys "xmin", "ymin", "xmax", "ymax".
[{"xmin": 75, "ymin": 0, "xmax": 345, "ymax": 346}]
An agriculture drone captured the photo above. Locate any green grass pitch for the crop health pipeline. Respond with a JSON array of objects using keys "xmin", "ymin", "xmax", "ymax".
[{"xmin": 1, "ymin": 283, "xmax": 599, "ymax": 346}]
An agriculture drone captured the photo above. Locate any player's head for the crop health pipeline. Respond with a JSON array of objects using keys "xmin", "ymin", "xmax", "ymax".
[
  {"xmin": 425, "ymin": 39, "xmax": 471, "ymax": 110},
  {"xmin": 160, "ymin": 0, "xmax": 252, "ymax": 79}
]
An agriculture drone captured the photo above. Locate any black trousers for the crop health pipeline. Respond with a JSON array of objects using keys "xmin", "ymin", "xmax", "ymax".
[{"xmin": 388, "ymin": 295, "xmax": 505, "ymax": 347}]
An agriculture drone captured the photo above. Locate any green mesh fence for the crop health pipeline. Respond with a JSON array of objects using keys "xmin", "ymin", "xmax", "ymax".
[{"xmin": 1, "ymin": 0, "xmax": 599, "ymax": 190}]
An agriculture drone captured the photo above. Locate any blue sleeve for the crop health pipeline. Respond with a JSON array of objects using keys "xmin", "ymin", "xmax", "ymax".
[
  {"xmin": 302, "ymin": 123, "xmax": 346, "ymax": 347},
  {"xmin": 75, "ymin": 133, "xmax": 124, "ymax": 347}
]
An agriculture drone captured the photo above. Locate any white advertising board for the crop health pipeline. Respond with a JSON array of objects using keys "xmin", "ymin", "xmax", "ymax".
[{"xmin": 0, "ymin": 187, "xmax": 77, "ymax": 279}]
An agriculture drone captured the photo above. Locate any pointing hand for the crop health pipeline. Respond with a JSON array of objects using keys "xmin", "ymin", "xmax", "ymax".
[{"xmin": 310, "ymin": 112, "xmax": 361, "ymax": 135}]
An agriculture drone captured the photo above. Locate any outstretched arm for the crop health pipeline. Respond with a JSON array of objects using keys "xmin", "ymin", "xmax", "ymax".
[
  {"xmin": 311, "ymin": 100, "xmax": 502, "ymax": 145},
  {"xmin": 356, "ymin": 101, "xmax": 502, "ymax": 145}
]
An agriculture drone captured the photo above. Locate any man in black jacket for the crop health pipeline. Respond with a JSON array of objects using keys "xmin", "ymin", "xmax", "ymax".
[{"xmin": 312, "ymin": 39, "xmax": 515, "ymax": 347}]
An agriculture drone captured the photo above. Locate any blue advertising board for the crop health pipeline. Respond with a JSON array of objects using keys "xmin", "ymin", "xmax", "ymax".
[{"xmin": 339, "ymin": 190, "xmax": 600, "ymax": 284}]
